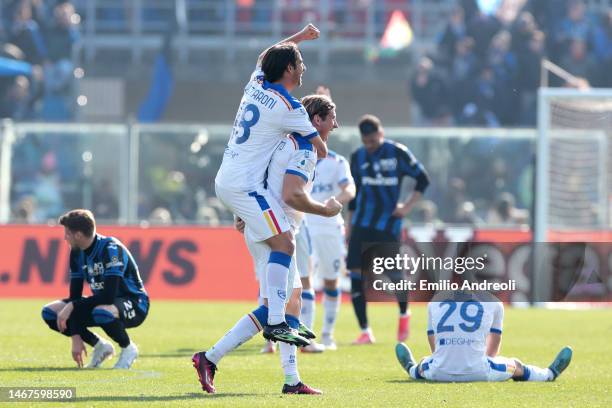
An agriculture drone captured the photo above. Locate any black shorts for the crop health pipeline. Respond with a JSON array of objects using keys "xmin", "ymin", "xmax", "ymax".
[
  {"xmin": 346, "ymin": 226, "xmax": 400, "ymax": 271},
  {"xmin": 63, "ymin": 296, "xmax": 148, "ymax": 329}
]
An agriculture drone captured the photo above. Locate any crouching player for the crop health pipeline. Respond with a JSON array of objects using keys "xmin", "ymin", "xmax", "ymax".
[
  {"xmin": 41, "ymin": 209, "xmax": 149, "ymax": 369},
  {"xmin": 395, "ymin": 293, "xmax": 572, "ymax": 382},
  {"xmin": 192, "ymin": 94, "xmax": 341, "ymax": 394}
]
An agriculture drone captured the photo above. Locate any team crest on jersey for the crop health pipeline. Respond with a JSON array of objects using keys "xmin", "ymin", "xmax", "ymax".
[
  {"xmin": 296, "ymin": 155, "xmax": 315, "ymax": 174},
  {"xmin": 379, "ymin": 158, "xmax": 398, "ymax": 171},
  {"xmin": 106, "ymin": 256, "xmax": 123, "ymax": 269}
]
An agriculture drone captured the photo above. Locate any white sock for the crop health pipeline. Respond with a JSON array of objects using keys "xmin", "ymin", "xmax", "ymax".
[
  {"xmin": 409, "ymin": 365, "xmax": 418, "ymax": 380},
  {"xmin": 205, "ymin": 314, "xmax": 260, "ymax": 365},
  {"xmin": 266, "ymin": 252, "xmax": 291, "ymax": 325},
  {"xmin": 279, "ymin": 342, "xmax": 300, "ymax": 385},
  {"xmin": 524, "ymin": 365, "xmax": 554, "ymax": 382},
  {"xmin": 300, "ymin": 289, "xmax": 315, "ymax": 329},
  {"xmin": 322, "ymin": 292, "xmax": 340, "ymax": 337}
]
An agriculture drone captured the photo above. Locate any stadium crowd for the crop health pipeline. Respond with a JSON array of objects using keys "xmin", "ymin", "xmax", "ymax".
[
  {"xmin": 4, "ymin": 0, "xmax": 609, "ymax": 227},
  {"xmin": 412, "ymin": 0, "xmax": 612, "ymax": 126}
]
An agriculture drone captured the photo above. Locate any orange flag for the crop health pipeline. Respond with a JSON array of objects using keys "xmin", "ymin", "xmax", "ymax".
[{"xmin": 380, "ymin": 10, "xmax": 413, "ymax": 51}]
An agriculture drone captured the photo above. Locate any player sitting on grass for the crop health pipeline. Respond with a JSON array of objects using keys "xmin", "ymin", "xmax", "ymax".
[
  {"xmin": 192, "ymin": 94, "xmax": 341, "ymax": 395},
  {"xmin": 41, "ymin": 209, "xmax": 149, "ymax": 369},
  {"xmin": 395, "ymin": 292, "xmax": 572, "ymax": 382}
]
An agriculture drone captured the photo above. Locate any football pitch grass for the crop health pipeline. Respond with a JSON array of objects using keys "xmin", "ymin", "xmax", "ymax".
[{"xmin": 1, "ymin": 299, "xmax": 610, "ymax": 407}]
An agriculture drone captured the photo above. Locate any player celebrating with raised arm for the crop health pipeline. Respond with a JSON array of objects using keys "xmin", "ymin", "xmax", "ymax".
[
  {"xmin": 193, "ymin": 94, "xmax": 341, "ymax": 394},
  {"xmin": 395, "ymin": 292, "xmax": 573, "ymax": 383},
  {"xmin": 347, "ymin": 114, "xmax": 430, "ymax": 344},
  {"xmin": 41, "ymin": 209, "xmax": 149, "ymax": 369},
  {"xmin": 215, "ymin": 23, "xmax": 327, "ymax": 348}
]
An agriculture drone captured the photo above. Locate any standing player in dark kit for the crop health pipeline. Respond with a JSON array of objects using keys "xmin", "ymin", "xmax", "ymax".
[
  {"xmin": 347, "ymin": 115, "xmax": 430, "ymax": 344},
  {"xmin": 41, "ymin": 209, "xmax": 149, "ymax": 369}
]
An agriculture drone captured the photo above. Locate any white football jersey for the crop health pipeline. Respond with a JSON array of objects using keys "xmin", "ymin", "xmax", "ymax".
[
  {"xmin": 305, "ymin": 151, "xmax": 353, "ymax": 231},
  {"xmin": 427, "ymin": 296, "xmax": 504, "ymax": 375},
  {"xmin": 265, "ymin": 134, "xmax": 317, "ymax": 230},
  {"xmin": 215, "ymin": 67, "xmax": 319, "ymax": 192}
]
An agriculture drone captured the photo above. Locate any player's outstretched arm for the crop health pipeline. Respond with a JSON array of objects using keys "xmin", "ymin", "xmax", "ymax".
[
  {"xmin": 428, "ymin": 333, "xmax": 436, "ymax": 353},
  {"xmin": 486, "ymin": 333, "xmax": 502, "ymax": 357},
  {"xmin": 282, "ymin": 174, "xmax": 342, "ymax": 217},
  {"xmin": 257, "ymin": 24, "xmax": 320, "ymax": 66}
]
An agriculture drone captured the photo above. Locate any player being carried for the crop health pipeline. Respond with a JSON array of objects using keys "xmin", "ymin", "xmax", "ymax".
[
  {"xmin": 193, "ymin": 94, "xmax": 341, "ymax": 394},
  {"xmin": 41, "ymin": 209, "xmax": 149, "ymax": 369},
  {"xmin": 214, "ymin": 23, "xmax": 327, "ymax": 348},
  {"xmin": 395, "ymin": 291, "xmax": 573, "ymax": 383}
]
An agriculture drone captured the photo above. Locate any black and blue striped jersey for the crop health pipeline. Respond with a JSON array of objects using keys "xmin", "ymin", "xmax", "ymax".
[
  {"xmin": 348, "ymin": 140, "xmax": 430, "ymax": 235},
  {"xmin": 69, "ymin": 234, "xmax": 149, "ymax": 313}
]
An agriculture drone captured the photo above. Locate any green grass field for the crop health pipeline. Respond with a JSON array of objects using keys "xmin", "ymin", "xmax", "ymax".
[{"xmin": 1, "ymin": 299, "xmax": 611, "ymax": 407}]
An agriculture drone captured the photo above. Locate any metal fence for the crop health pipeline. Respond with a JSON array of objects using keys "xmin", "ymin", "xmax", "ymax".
[
  {"xmin": 72, "ymin": 0, "xmax": 456, "ymax": 64},
  {"xmin": 1, "ymin": 121, "xmax": 542, "ymax": 227}
]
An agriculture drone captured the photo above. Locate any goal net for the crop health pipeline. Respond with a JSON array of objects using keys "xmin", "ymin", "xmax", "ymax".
[
  {"xmin": 536, "ymin": 88, "xmax": 612, "ymax": 240},
  {"xmin": 533, "ymin": 87, "xmax": 612, "ymax": 304}
]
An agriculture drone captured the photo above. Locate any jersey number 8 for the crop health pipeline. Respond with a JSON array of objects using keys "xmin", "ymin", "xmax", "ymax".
[{"xmin": 235, "ymin": 103, "xmax": 260, "ymax": 144}]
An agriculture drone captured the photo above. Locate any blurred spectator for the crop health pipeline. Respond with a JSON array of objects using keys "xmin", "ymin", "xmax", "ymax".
[
  {"xmin": 555, "ymin": 0, "xmax": 592, "ymax": 57},
  {"xmin": 32, "ymin": 151, "xmax": 63, "ymax": 222},
  {"xmin": 411, "ymin": 200, "xmax": 442, "ymax": 226},
  {"xmin": 410, "ymin": 56, "xmax": 452, "ymax": 125},
  {"xmin": 487, "ymin": 30, "xmax": 518, "ymax": 125},
  {"xmin": 591, "ymin": 10, "xmax": 612, "ymax": 87},
  {"xmin": 451, "ymin": 36, "xmax": 478, "ymax": 83},
  {"xmin": 487, "ymin": 192, "xmax": 529, "ymax": 225},
  {"xmin": 511, "ymin": 11, "xmax": 537, "ymax": 56},
  {"xmin": 197, "ymin": 204, "xmax": 220, "ymax": 226},
  {"xmin": 92, "ymin": 178, "xmax": 119, "ymax": 221},
  {"xmin": 0, "ymin": 74, "xmax": 30, "ymax": 119},
  {"xmin": 559, "ymin": 38, "xmax": 598, "ymax": 85},
  {"xmin": 467, "ymin": 9, "xmax": 502, "ymax": 58},
  {"xmin": 149, "ymin": 207, "xmax": 173, "ymax": 225},
  {"xmin": 41, "ymin": 1, "xmax": 79, "ymax": 121},
  {"xmin": 12, "ymin": 195, "xmax": 36, "ymax": 223},
  {"xmin": 456, "ymin": 65, "xmax": 500, "ymax": 126},
  {"xmin": 454, "ymin": 200, "xmax": 484, "ymax": 225},
  {"xmin": 438, "ymin": 5, "xmax": 468, "ymax": 65},
  {"xmin": 517, "ymin": 30, "xmax": 545, "ymax": 124},
  {"xmin": 8, "ymin": 0, "xmax": 47, "ymax": 65}
]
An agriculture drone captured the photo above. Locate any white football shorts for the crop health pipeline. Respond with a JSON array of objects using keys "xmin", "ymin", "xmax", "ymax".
[
  {"xmin": 310, "ymin": 225, "xmax": 346, "ymax": 280},
  {"xmin": 411, "ymin": 356, "xmax": 516, "ymax": 382},
  {"xmin": 216, "ymin": 182, "xmax": 290, "ymax": 242}
]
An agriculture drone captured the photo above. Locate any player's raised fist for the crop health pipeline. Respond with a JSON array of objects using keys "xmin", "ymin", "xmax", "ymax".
[
  {"xmin": 300, "ymin": 24, "xmax": 320, "ymax": 40},
  {"xmin": 323, "ymin": 197, "xmax": 342, "ymax": 217}
]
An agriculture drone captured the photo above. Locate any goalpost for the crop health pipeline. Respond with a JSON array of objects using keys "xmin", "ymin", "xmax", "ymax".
[
  {"xmin": 535, "ymin": 87, "xmax": 612, "ymax": 240},
  {"xmin": 534, "ymin": 86, "xmax": 612, "ymax": 303}
]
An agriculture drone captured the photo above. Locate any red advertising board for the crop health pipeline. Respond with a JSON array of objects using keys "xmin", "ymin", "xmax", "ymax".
[{"xmin": 0, "ymin": 225, "xmax": 257, "ymax": 300}]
